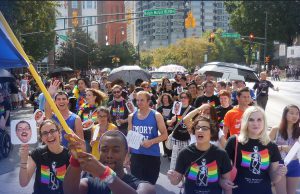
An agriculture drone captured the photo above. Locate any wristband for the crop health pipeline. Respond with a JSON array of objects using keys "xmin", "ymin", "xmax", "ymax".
[
  {"xmin": 99, "ymin": 166, "xmax": 117, "ymax": 185},
  {"xmin": 69, "ymin": 155, "xmax": 80, "ymax": 168}
]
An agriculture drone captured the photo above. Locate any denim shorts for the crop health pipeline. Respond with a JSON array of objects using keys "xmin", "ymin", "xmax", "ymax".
[{"xmin": 286, "ymin": 159, "xmax": 300, "ymax": 177}]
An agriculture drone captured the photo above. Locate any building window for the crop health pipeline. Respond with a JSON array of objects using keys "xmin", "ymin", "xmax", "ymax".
[
  {"xmin": 83, "ymin": 2, "xmax": 85, "ymax": 9},
  {"xmin": 94, "ymin": 1, "xmax": 96, "ymax": 9},
  {"xmin": 71, "ymin": 1, "xmax": 78, "ymax": 9},
  {"xmin": 87, "ymin": 1, "xmax": 92, "ymax": 9}
]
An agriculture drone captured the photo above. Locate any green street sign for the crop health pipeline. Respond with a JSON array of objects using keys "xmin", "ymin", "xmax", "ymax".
[
  {"xmin": 58, "ymin": 34, "xmax": 69, "ymax": 41},
  {"xmin": 221, "ymin": 33, "xmax": 241, "ymax": 38},
  {"xmin": 144, "ymin": 8, "xmax": 176, "ymax": 17}
]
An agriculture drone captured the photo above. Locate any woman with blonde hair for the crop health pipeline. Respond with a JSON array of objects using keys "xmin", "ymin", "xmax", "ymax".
[
  {"xmin": 19, "ymin": 119, "xmax": 70, "ymax": 194},
  {"xmin": 223, "ymin": 106, "xmax": 287, "ymax": 194}
]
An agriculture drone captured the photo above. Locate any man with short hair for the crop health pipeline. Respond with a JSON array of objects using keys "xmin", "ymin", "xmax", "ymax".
[
  {"xmin": 107, "ymin": 85, "xmax": 129, "ymax": 135},
  {"xmin": 216, "ymin": 81, "xmax": 226, "ymax": 93},
  {"xmin": 253, "ymin": 71, "xmax": 279, "ymax": 110},
  {"xmin": 223, "ymin": 87, "xmax": 252, "ymax": 137},
  {"xmin": 128, "ymin": 91, "xmax": 167, "ymax": 185},
  {"xmin": 45, "ymin": 80, "xmax": 84, "ymax": 147},
  {"xmin": 194, "ymin": 80, "xmax": 220, "ymax": 108}
]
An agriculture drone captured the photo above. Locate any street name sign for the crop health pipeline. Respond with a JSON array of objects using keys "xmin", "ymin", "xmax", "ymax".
[
  {"xmin": 221, "ymin": 33, "xmax": 241, "ymax": 38},
  {"xmin": 144, "ymin": 8, "xmax": 176, "ymax": 17}
]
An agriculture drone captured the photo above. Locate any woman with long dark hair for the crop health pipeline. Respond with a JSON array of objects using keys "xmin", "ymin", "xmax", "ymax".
[
  {"xmin": 157, "ymin": 93, "xmax": 174, "ymax": 158},
  {"xmin": 269, "ymin": 104, "xmax": 300, "ymax": 194}
]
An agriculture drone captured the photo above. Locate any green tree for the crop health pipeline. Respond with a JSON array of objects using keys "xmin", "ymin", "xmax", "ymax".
[
  {"xmin": 0, "ymin": 1, "xmax": 58, "ymax": 62},
  {"xmin": 56, "ymin": 28, "xmax": 98, "ymax": 70},
  {"xmin": 225, "ymin": 1, "xmax": 300, "ymax": 46}
]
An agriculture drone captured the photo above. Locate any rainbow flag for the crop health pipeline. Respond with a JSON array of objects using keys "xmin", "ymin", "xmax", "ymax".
[
  {"xmin": 83, "ymin": 111, "xmax": 97, "ymax": 122},
  {"xmin": 55, "ymin": 165, "xmax": 67, "ymax": 181},
  {"xmin": 241, "ymin": 149, "xmax": 269, "ymax": 170},
  {"xmin": 112, "ymin": 106, "xmax": 124, "ymax": 116},
  {"xmin": 41, "ymin": 165, "xmax": 50, "ymax": 184},
  {"xmin": 187, "ymin": 161, "xmax": 219, "ymax": 182},
  {"xmin": 207, "ymin": 160, "xmax": 218, "ymax": 182}
]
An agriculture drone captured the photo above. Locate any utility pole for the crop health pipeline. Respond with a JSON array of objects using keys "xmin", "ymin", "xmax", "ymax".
[
  {"xmin": 183, "ymin": 0, "xmax": 188, "ymax": 38},
  {"xmin": 264, "ymin": 12, "xmax": 268, "ymax": 71}
]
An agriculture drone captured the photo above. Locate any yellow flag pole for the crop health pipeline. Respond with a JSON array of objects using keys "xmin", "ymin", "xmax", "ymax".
[{"xmin": 0, "ymin": 12, "xmax": 73, "ymax": 135}]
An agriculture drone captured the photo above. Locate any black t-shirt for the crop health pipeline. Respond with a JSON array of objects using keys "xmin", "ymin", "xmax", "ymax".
[
  {"xmin": 157, "ymin": 104, "xmax": 173, "ymax": 128},
  {"xmin": 87, "ymin": 173, "xmax": 143, "ymax": 194},
  {"xmin": 194, "ymin": 95, "xmax": 220, "ymax": 108},
  {"xmin": 215, "ymin": 105, "xmax": 233, "ymax": 129},
  {"xmin": 107, "ymin": 99, "xmax": 129, "ymax": 133},
  {"xmin": 176, "ymin": 144, "xmax": 232, "ymax": 194},
  {"xmin": 169, "ymin": 105, "xmax": 195, "ymax": 141},
  {"xmin": 253, "ymin": 80, "xmax": 274, "ymax": 97},
  {"xmin": 172, "ymin": 82, "xmax": 181, "ymax": 90},
  {"xmin": 30, "ymin": 146, "xmax": 70, "ymax": 194},
  {"xmin": 0, "ymin": 100, "xmax": 11, "ymax": 126},
  {"xmin": 225, "ymin": 136, "xmax": 281, "ymax": 194}
]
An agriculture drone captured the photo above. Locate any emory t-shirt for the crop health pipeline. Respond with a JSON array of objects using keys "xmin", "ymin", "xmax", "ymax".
[
  {"xmin": 176, "ymin": 144, "xmax": 232, "ymax": 194},
  {"xmin": 225, "ymin": 136, "xmax": 281, "ymax": 194}
]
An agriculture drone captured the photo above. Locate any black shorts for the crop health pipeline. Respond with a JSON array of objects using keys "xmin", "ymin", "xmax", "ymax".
[{"xmin": 130, "ymin": 153, "xmax": 160, "ymax": 185}]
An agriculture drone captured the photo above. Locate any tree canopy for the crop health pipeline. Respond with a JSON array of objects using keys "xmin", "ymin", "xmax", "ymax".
[
  {"xmin": 0, "ymin": 1, "xmax": 58, "ymax": 62},
  {"xmin": 224, "ymin": 1, "xmax": 300, "ymax": 46}
]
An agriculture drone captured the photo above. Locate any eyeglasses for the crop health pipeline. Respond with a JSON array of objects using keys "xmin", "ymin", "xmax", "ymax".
[
  {"xmin": 195, "ymin": 126, "xmax": 210, "ymax": 131},
  {"xmin": 41, "ymin": 128, "xmax": 59, "ymax": 137},
  {"xmin": 98, "ymin": 115, "xmax": 108, "ymax": 118},
  {"xmin": 180, "ymin": 96, "xmax": 188, "ymax": 99},
  {"xmin": 113, "ymin": 90, "xmax": 121, "ymax": 94},
  {"xmin": 143, "ymin": 86, "xmax": 150, "ymax": 88}
]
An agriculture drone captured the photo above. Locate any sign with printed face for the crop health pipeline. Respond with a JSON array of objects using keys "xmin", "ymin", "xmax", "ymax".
[{"xmin": 11, "ymin": 119, "xmax": 37, "ymax": 144}]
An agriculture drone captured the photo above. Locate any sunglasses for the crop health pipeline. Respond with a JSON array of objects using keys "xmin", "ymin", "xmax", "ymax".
[
  {"xmin": 180, "ymin": 96, "xmax": 188, "ymax": 99},
  {"xmin": 113, "ymin": 90, "xmax": 121, "ymax": 94},
  {"xmin": 41, "ymin": 128, "xmax": 59, "ymax": 137}
]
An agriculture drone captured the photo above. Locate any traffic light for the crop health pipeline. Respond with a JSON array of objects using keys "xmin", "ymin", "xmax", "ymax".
[
  {"xmin": 72, "ymin": 10, "xmax": 78, "ymax": 27},
  {"xmin": 126, "ymin": 10, "xmax": 132, "ymax": 24},
  {"xmin": 209, "ymin": 32, "xmax": 215, "ymax": 42},
  {"xmin": 249, "ymin": 33, "xmax": 255, "ymax": 42},
  {"xmin": 185, "ymin": 11, "xmax": 196, "ymax": 29},
  {"xmin": 265, "ymin": 56, "xmax": 270, "ymax": 64}
]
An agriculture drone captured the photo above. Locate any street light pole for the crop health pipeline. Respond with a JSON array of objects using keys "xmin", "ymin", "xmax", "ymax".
[
  {"xmin": 137, "ymin": 39, "xmax": 146, "ymax": 66},
  {"xmin": 264, "ymin": 11, "xmax": 268, "ymax": 71}
]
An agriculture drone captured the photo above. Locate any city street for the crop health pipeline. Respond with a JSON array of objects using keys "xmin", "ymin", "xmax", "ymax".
[{"xmin": 0, "ymin": 81, "xmax": 299, "ymax": 194}]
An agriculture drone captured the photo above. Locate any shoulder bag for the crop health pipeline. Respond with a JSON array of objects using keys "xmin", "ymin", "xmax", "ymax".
[
  {"xmin": 230, "ymin": 135, "xmax": 238, "ymax": 181},
  {"xmin": 165, "ymin": 106, "xmax": 191, "ymax": 150}
]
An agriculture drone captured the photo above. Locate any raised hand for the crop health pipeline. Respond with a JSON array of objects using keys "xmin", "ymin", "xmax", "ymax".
[{"xmin": 48, "ymin": 80, "xmax": 60, "ymax": 97}]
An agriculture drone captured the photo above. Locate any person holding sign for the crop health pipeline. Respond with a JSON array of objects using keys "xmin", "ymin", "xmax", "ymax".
[
  {"xmin": 19, "ymin": 119, "xmax": 70, "ymax": 194},
  {"xmin": 269, "ymin": 104, "xmax": 300, "ymax": 194},
  {"xmin": 63, "ymin": 130, "xmax": 155, "ymax": 194},
  {"xmin": 127, "ymin": 91, "xmax": 167, "ymax": 185},
  {"xmin": 90, "ymin": 107, "xmax": 117, "ymax": 160}
]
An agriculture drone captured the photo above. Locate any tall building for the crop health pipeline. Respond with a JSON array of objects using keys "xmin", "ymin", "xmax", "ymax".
[
  {"xmin": 124, "ymin": 1, "xmax": 137, "ymax": 46},
  {"xmin": 98, "ymin": 1, "xmax": 127, "ymax": 46},
  {"xmin": 54, "ymin": 1, "xmax": 126, "ymax": 45},
  {"xmin": 134, "ymin": 1, "xmax": 230, "ymax": 50}
]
